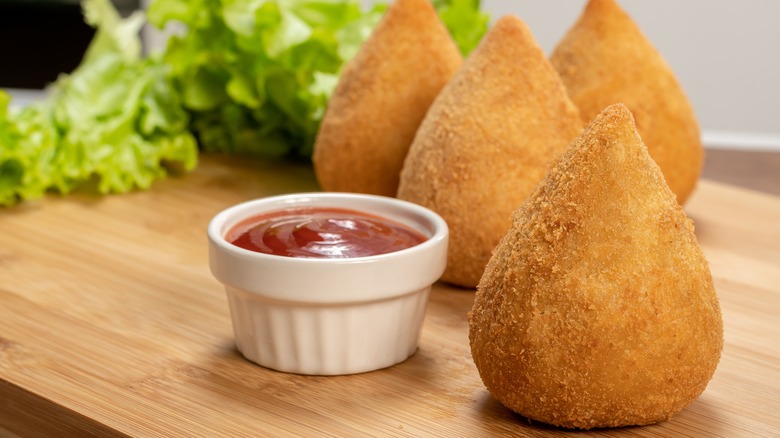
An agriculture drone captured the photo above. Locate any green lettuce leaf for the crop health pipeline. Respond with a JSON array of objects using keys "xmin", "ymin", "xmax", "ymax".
[
  {"xmin": 434, "ymin": 0, "xmax": 490, "ymax": 54},
  {"xmin": 0, "ymin": 91, "xmax": 59, "ymax": 204},
  {"xmin": 148, "ymin": 0, "xmax": 488, "ymax": 159},
  {"xmin": 1, "ymin": 0, "xmax": 488, "ymax": 206},
  {"xmin": 0, "ymin": 0, "xmax": 198, "ymax": 206}
]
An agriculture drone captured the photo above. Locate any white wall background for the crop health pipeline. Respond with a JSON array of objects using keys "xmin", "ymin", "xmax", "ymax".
[{"xmin": 482, "ymin": 0, "xmax": 780, "ymax": 150}]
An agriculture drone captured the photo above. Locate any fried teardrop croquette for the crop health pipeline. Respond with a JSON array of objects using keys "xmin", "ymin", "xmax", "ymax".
[
  {"xmin": 550, "ymin": 0, "xmax": 703, "ymax": 204},
  {"xmin": 312, "ymin": 0, "xmax": 462, "ymax": 196},
  {"xmin": 397, "ymin": 15, "xmax": 583, "ymax": 288},
  {"xmin": 469, "ymin": 104, "xmax": 723, "ymax": 429}
]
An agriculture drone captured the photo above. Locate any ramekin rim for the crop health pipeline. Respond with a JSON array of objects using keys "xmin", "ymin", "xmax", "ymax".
[{"xmin": 207, "ymin": 192, "xmax": 448, "ymax": 264}]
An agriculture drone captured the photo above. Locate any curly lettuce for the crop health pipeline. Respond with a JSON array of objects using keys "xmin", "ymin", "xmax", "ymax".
[
  {"xmin": 1, "ymin": 0, "xmax": 488, "ymax": 206},
  {"xmin": 0, "ymin": 0, "xmax": 197, "ymax": 206},
  {"xmin": 148, "ymin": 0, "xmax": 488, "ymax": 159}
]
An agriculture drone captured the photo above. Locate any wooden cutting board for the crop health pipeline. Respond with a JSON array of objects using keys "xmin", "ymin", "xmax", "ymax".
[{"xmin": 1, "ymin": 154, "xmax": 778, "ymax": 437}]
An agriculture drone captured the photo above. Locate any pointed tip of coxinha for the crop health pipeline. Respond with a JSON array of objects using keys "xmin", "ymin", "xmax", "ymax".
[
  {"xmin": 382, "ymin": 0, "xmax": 443, "ymax": 27},
  {"xmin": 312, "ymin": 0, "xmax": 461, "ymax": 197},
  {"xmin": 482, "ymin": 102, "xmax": 680, "ymax": 289},
  {"xmin": 397, "ymin": 13, "xmax": 583, "ymax": 288},
  {"xmin": 393, "ymin": 0, "xmax": 435, "ymax": 10},
  {"xmin": 470, "ymin": 103, "xmax": 722, "ymax": 429},
  {"xmin": 490, "ymin": 14, "xmax": 530, "ymax": 35},
  {"xmin": 550, "ymin": 0, "xmax": 702, "ymax": 205},
  {"xmin": 475, "ymin": 14, "xmax": 537, "ymax": 55},
  {"xmin": 527, "ymin": 103, "xmax": 675, "ymax": 220},
  {"xmin": 584, "ymin": 0, "xmax": 624, "ymax": 16}
]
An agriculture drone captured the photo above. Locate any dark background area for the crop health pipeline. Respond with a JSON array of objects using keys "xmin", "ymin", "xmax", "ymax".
[{"xmin": 0, "ymin": 0, "xmax": 138, "ymax": 89}]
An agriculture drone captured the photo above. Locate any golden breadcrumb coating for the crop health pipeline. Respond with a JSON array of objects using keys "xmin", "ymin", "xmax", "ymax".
[
  {"xmin": 469, "ymin": 104, "xmax": 723, "ymax": 429},
  {"xmin": 312, "ymin": 0, "xmax": 462, "ymax": 197},
  {"xmin": 397, "ymin": 15, "xmax": 583, "ymax": 288},
  {"xmin": 550, "ymin": 0, "xmax": 703, "ymax": 204}
]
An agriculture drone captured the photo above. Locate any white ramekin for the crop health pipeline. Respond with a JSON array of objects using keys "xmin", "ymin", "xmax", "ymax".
[{"xmin": 208, "ymin": 193, "xmax": 448, "ymax": 375}]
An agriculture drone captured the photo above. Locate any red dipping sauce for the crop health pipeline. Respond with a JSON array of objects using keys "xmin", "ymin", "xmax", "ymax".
[{"xmin": 226, "ymin": 207, "xmax": 427, "ymax": 259}]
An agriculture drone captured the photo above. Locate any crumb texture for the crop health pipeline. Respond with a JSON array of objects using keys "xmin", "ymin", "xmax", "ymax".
[
  {"xmin": 469, "ymin": 104, "xmax": 723, "ymax": 429},
  {"xmin": 551, "ymin": 0, "xmax": 703, "ymax": 204},
  {"xmin": 398, "ymin": 15, "xmax": 582, "ymax": 287}
]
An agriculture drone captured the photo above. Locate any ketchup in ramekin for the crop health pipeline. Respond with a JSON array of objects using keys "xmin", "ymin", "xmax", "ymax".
[
  {"xmin": 226, "ymin": 207, "xmax": 427, "ymax": 258},
  {"xmin": 208, "ymin": 192, "xmax": 448, "ymax": 375}
]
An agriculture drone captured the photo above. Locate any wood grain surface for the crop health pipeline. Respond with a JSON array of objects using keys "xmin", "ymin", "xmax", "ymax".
[{"xmin": 1, "ymin": 154, "xmax": 779, "ymax": 437}]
